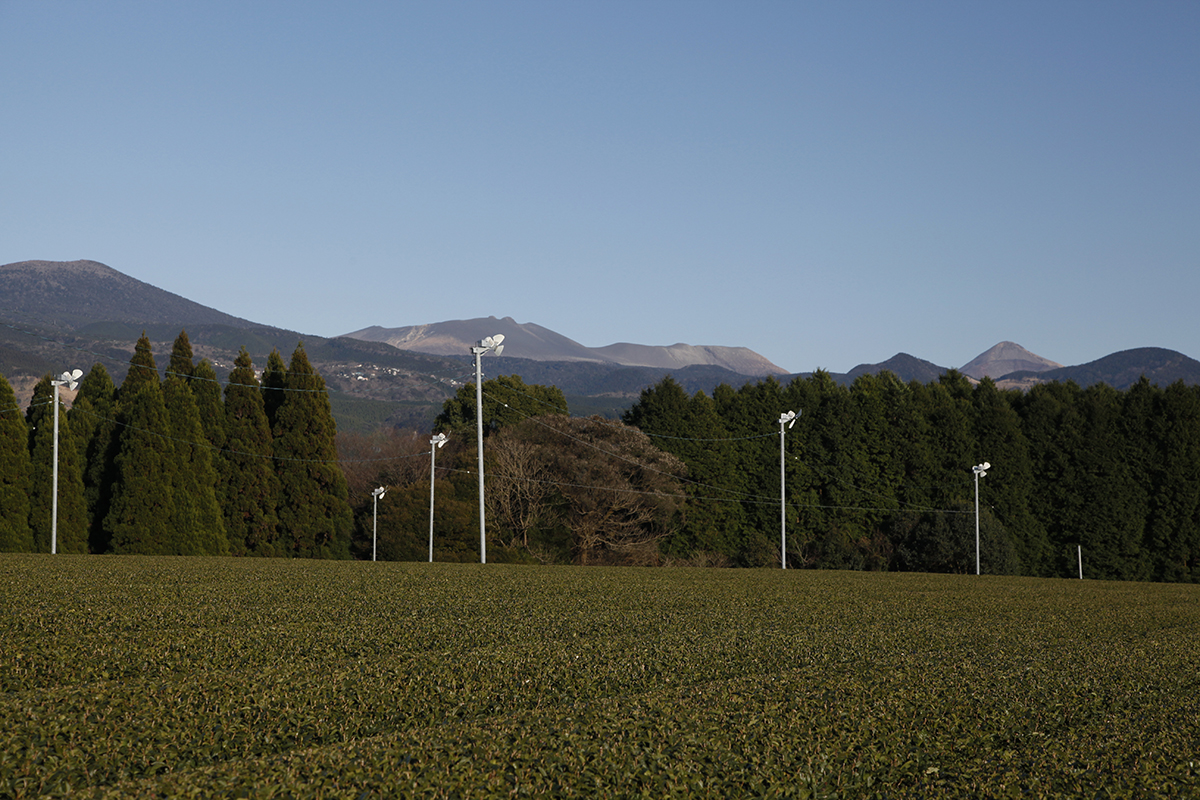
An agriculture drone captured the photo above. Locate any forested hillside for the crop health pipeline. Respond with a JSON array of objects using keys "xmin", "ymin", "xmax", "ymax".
[{"xmin": 620, "ymin": 371, "xmax": 1200, "ymax": 581}]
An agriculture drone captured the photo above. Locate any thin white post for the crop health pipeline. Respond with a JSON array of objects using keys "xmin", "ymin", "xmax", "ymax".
[
  {"xmin": 429, "ymin": 433, "xmax": 446, "ymax": 562},
  {"xmin": 470, "ymin": 335, "xmax": 504, "ymax": 565},
  {"xmin": 429, "ymin": 445, "xmax": 437, "ymax": 563},
  {"xmin": 371, "ymin": 486, "xmax": 386, "ymax": 562},
  {"xmin": 974, "ymin": 470, "xmax": 980, "ymax": 576},
  {"xmin": 780, "ymin": 419, "xmax": 786, "ymax": 569},
  {"xmin": 1078, "ymin": 545, "xmax": 1083, "ymax": 580},
  {"xmin": 777, "ymin": 411, "xmax": 797, "ymax": 569},
  {"xmin": 51, "ymin": 380, "xmax": 60, "ymax": 556},
  {"xmin": 475, "ymin": 348, "xmax": 486, "ymax": 564},
  {"xmin": 971, "ymin": 462, "xmax": 990, "ymax": 575}
]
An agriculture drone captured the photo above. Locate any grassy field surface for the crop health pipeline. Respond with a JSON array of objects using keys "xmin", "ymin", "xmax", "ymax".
[{"xmin": 2, "ymin": 555, "xmax": 1198, "ymax": 798}]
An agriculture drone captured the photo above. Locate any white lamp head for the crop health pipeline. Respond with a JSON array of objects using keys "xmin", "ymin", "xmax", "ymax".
[
  {"xmin": 477, "ymin": 334, "xmax": 505, "ymax": 354},
  {"xmin": 56, "ymin": 368, "xmax": 83, "ymax": 391}
]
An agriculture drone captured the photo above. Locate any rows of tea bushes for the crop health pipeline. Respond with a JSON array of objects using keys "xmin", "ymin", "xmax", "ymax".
[{"xmin": 2, "ymin": 554, "xmax": 1198, "ymax": 797}]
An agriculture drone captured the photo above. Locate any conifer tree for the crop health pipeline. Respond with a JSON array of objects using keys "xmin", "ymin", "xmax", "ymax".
[
  {"xmin": 223, "ymin": 348, "xmax": 280, "ymax": 555},
  {"xmin": 191, "ymin": 359, "xmax": 226, "ymax": 451},
  {"xmin": 69, "ymin": 364, "xmax": 120, "ymax": 553},
  {"xmin": 26, "ymin": 376, "xmax": 88, "ymax": 553},
  {"xmin": 106, "ymin": 339, "xmax": 177, "ymax": 554},
  {"xmin": 123, "ymin": 331, "xmax": 160, "ymax": 395},
  {"xmin": 168, "ymin": 329, "xmax": 195, "ymax": 380},
  {"xmin": 261, "ymin": 348, "xmax": 288, "ymax": 432},
  {"xmin": 0, "ymin": 371, "xmax": 33, "ymax": 552},
  {"xmin": 273, "ymin": 343, "xmax": 352, "ymax": 558},
  {"xmin": 163, "ymin": 371, "xmax": 229, "ymax": 555}
]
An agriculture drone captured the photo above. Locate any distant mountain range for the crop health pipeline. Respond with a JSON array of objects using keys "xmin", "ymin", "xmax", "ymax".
[
  {"xmin": 344, "ymin": 318, "xmax": 788, "ymax": 376},
  {"xmin": 4, "ymin": 259, "xmax": 1200, "ymax": 431}
]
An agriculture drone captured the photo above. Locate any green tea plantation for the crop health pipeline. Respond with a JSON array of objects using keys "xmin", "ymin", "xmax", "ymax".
[{"xmin": 2, "ymin": 555, "xmax": 1197, "ymax": 798}]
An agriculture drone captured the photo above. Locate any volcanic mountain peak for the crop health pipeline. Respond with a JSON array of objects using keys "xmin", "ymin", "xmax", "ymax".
[{"xmin": 960, "ymin": 341, "xmax": 1062, "ymax": 380}]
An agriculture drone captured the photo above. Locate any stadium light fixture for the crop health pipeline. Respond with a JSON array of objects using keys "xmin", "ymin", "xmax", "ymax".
[
  {"xmin": 429, "ymin": 432, "xmax": 448, "ymax": 562},
  {"xmin": 371, "ymin": 486, "xmax": 387, "ymax": 562},
  {"xmin": 49, "ymin": 369, "xmax": 82, "ymax": 555},
  {"xmin": 471, "ymin": 334, "xmax": 505, "ymax": 564},
  {"xmin": 972, "ymin": 461, "xmax": 990, "ymax": 575},
  {"xmin": 778, "ymin": 410, "xmax": 799, "ymax": 569}
]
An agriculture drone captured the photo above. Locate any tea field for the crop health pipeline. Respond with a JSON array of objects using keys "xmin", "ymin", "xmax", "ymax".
[{"xmin": 2, "ymin": 555, "xmax": 1198, "ymax": 798}]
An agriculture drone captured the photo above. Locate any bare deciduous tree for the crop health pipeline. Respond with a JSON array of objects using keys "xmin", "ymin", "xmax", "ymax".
[{"xmin": 488, "ymin": 415, "xmax": 687, "ymax": 565}]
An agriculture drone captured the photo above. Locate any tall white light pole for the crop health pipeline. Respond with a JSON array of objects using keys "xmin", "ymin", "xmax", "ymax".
[
  {"xmin": 972, "ymin": 461, "xmax": 990, "ymax": 575},
  {"xmin": 778, "ymin": 410, "xmax": 798, "ymax": 569},
  {"xmin": 50, "ymin": 369, "xmax": 82, "ymax": 555},
  {"xmin": 429, "ymin": 432, "xmax": 448, "ymax": 562},
  {"xmin": 371, "ymin": 486, "xmax": 386, "ymax": 562},
  {"xmin": 471, "ymin": 334, "xmax": 505, "ymax": 564}
]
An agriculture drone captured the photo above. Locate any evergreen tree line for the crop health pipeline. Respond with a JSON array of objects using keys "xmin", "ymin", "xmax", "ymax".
[
  {"xmin": 0, "ymin": 331, "xmax": 352, "ymax": 558},
  {"xmin": 7, "ymin": 335, "xmax": 1197, "ymax": 583},
  {"xmin": 621, "ymin": 370, "xmax": 1200, "ymax": 581}
]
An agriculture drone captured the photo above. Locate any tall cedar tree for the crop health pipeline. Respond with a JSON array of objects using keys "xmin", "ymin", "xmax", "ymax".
[
  {"xmin": 106, "ymin": 334, "xmax": 178, "ymax": 554},
  {"xmin": 26, "ymin": 376, "xmax": 88, "ymax": 553},
  {"xmin": 223, "ymin": 347, "xmax": 280, "ymax": 555},
  {"xmin": 163, "ymin": 332, "xmax": 228, "ymax": 555},
  {"xmin": 168, "ymin": 329, "xmax": 194, "ymax": 380},
  {"xmin": 261, "ymin": 349, "xmax": 288, "ymax": 432},
  {"xmin": 191, "ymin": 359, "xmax": 226, "ymax": 451},
  {"xmin": 273, "ymin": 343, "xmax": 352, "ymax": 558},
  {"xmin": 0, "ymin": 370, "xmax": 33, "ymax": 551},
  {"xmin": 68, "ymin": 364, "xmax": 120, "ymax": 553}
]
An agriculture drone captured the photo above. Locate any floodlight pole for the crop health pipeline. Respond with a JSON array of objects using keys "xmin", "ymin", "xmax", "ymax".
[
  {"xmin": 471, "ymin": 335, "xmax": 505, "ymax": 564},
  {"xmin": 49, "ymin": 369, "xmax": 81, "ymax": 555},
  {"xmin": 429, "ymin": 433, "xmax": 447, "ymax": 562},
  {"xmin": 778, "ymin": 411, "xmax": 798, "ymax": 569},
  {"xmin": 475, "ymin": 348, "xmax": 485, "ymax": 563},
  {"xmin": 974, "ymin": 470, "xmax": 979, "ymax": 575},
  {"xmin": 371, "ymin": 486, "xmax": 386, "ymax": 562},
  {"xmin": 51, "ymin": 380, "xmax": 61, "ymax": 555},
  {"xmin": 972, "ymin": 462, "xmax": 990, "ymax": 575}
]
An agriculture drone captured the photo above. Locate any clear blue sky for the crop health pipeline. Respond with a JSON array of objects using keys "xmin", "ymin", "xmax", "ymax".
[{"xmin": 3, "ymin": 1, "xmax": 1197, "ymax": 374}]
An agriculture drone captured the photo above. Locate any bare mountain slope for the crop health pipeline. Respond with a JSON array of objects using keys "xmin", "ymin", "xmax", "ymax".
[
  {"xmin": 344, "ymin": 317, "xmax": 789, "ymax": 376},
  {"xmin": 347, "ymin": 317, "xmax": 603, "ymax": 362},
  {"xmin": 960, "ymin": 341, "xmax": 1062, "ymax": 380},
  {"xmin": 1, "ymin": 259, "xmax": 259, "ymax": 331}
]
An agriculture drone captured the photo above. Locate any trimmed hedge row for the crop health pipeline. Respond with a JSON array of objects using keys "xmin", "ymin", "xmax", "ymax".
[{"xmin": 2, "ymin": 556, "xmax": 1198, "ymax": 797}]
